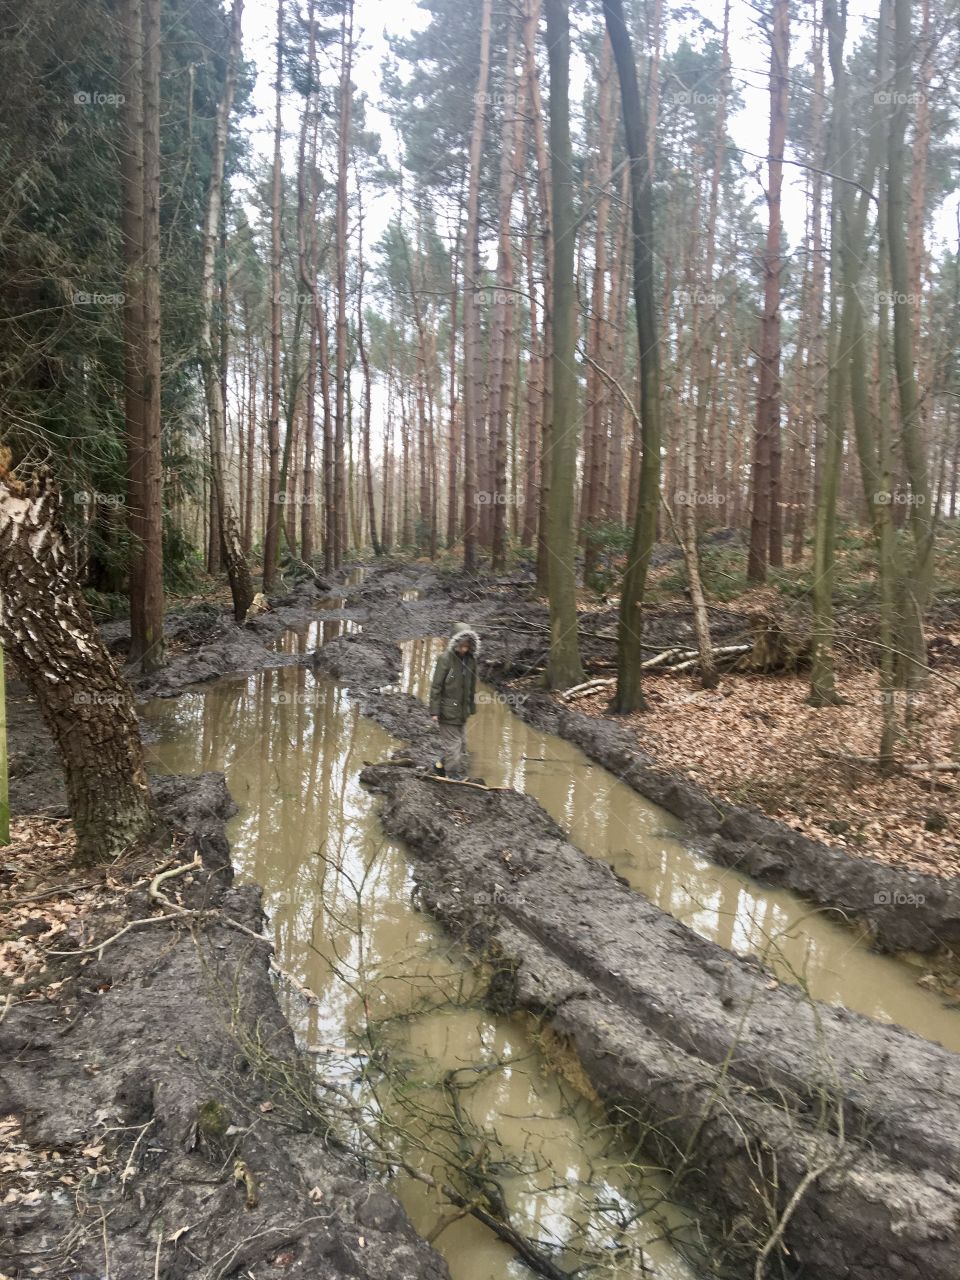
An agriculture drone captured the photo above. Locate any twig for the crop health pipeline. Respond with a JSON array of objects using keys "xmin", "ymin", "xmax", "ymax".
[
  {"xmin": 420, "ymin": 775, "xmax": 510, "ymax": 792},
  {"xmin": 753, "ymin": 1153, "xmax": 837, "ymax": 1279}
]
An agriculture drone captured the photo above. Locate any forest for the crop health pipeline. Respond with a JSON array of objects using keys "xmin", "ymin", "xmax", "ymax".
[{"xmin": 2, "ymin": 0, "xmax": 960, "ymax": 1278}]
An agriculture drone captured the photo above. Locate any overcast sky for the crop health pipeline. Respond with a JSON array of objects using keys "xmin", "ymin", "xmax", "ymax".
[{"xmin": 236, "ymin": 0, "xmax": 958, "ymax": 273}]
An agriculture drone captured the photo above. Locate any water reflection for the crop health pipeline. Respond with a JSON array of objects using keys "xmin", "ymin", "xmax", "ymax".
[
  {"xmin": 141, "ymin": 667, "xmax": 700, "ymax": 1280},
  {"xmin": 402, "ymin": 637, "xmax": 960, "ymax": 1052}
]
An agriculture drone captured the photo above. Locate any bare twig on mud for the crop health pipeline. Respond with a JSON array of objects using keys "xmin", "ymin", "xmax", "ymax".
[
  {"xmin": 120, "ymin": 1118, "xmax": 155, "ymax": 1187},
  {"xmin": 753, "ymin": 1149, "xmax": 838, "ymax": 1280},
  {"xmin": 421, "ymin": 774, "xmax": 510, "ymax": 792},
  {"xmin": 47, "ymin": 856, "xmax": 273, "ymax": 959}
]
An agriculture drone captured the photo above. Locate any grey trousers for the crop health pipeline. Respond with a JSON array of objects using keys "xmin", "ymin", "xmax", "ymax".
[{"xmin": 437, "ymin": 721, "xmax": 468, "ymax": 777}]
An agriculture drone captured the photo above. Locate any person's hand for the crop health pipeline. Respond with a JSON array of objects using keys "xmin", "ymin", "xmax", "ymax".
[{"xmin": 431, "ymin": 715, "xmax": 438, "ymax": 722}]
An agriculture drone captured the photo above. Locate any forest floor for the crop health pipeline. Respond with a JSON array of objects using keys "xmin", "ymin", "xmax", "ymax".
[{"xmin": 5, "ymin": 543, "xmax": 960, "ymax": 1279}]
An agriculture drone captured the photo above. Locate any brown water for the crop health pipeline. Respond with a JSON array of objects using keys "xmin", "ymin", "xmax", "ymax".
[
  {"xmin": 142, "ymin": 664, "xmax": 701, "ymax": 1280},
  {"xmin": 400, "ymin": 637, "xmax": 960, "ymax": 1052}
]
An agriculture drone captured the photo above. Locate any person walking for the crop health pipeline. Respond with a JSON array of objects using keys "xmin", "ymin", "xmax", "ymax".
[{"xmin": 429, "ymin": 622, "xmax": 479, "ymax": 780}]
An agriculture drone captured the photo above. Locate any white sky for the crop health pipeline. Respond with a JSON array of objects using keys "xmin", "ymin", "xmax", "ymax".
[{"xmin": 237, "ymin": 0, "xmax": 958, "ymax": 277}]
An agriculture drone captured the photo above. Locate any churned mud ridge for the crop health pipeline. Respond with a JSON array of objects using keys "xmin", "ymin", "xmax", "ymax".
[
  {"xmin": 359, "ymin": 763, "xmax": 960, "ymax": 1280},
  {"xmin": 309, "ymin": 559, "xmax": 960, "ymax": 954},
  {"xmin": 359, "ymin": 562, "xmax": 960, "ymax": 957},
  {"xmin": 0, "ymin": 771, "xmax": 449, "ymax": 1280},
  {"xmin": 482, "ymin": 680, "xmax": 960, "ymax": 956}
]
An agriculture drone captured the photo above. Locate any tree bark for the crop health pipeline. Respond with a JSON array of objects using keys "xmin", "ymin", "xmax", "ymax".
[
  {"xmin": 262, "ymin": 0, "xmax": 284, "ymax": 590},
  {"xmin": 544, "ymin": 0, "xmax": 584, "ymax": 689},
  {"xmin": 747, "ymin": 0, "xmax": 789, "ymax": 582},
  {"xmin": 0, "ymin": 476, "xmax": 156, "ymax": 863},
  {"xmin": 199, "ymin": 0, "xmax": 252, "ymax": 623},
  {"xmin": 462, "ymin": 0, "xmax": 494, "ymax": 572},
  {"xmin": 603, "ymin": 0, "xmax": 661, "ymax": 714}
]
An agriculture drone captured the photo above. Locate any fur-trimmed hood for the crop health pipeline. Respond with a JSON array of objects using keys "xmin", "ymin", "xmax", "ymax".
[{"xmin": 447, "ymin": 622, "xmax": 480, "ymax": 656}]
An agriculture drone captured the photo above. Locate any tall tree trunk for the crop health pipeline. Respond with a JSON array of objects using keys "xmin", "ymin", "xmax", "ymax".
[
  {"xmin": 522, "ymin": 0, "xmax": 553, "ymax": 591},
  {"xmin": 139, "ymin": 0, "xmax": 164, "ymax": 671},
  {"xmin": 199, "ymin": 0, "xmax": 252, "ymax": 622},
  {"xmin": 298, "ymin": 0, "xmax": 320, "ymax": 566},
  {"xmin": 747, "ymin": 0, "xmax": 789, "ymax": 582},
  {"xmin": 262, "ymin": 0, "xmax": 284, "ymax": 590},
  {"xmin": 543, "ymin": 0, "xmax": 584, "ymax": 689},
  {"xmin": 581, "ymin": 33, "xmax": 616, "ymax": 584},
  {"xmin": 120, "ymin": 0, "xmax": 146, "ymax": 664},
  {"xmin": 0, "ymin": 476, "xmax": 156, "ymax": 863},
  {"xmin": 333, "ymin": 1, "xmax": 354, "ymax": 568},
  {"xmin": 462, "ymin": 0, "xmax": 494, "ymax": 572},
  {"xmin": 355, "ymin": 181, "xmax": 380, "ymax": 556},
  {"xmin": 888, "ymin": 0, "xmax": 936, "ymax": 690},
  {"xmin": 603, "ymin": 0, "xmax": 661, "ymax": 714}
]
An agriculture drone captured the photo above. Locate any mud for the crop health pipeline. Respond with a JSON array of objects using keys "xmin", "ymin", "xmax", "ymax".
[
  {"xmin": 359, "ymin": 763, "xmax": 960, "ymax": 1280},
  {"xmin": 0, "ymin": 772, "xmax": 450, "ymax": 1280},
  {"xmin": 379, "ymin": 566, "xmax": 960, "ymax": 955}
]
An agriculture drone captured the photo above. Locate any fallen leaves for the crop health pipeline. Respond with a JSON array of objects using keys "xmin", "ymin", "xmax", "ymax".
[{"xmin": 576, "ymin": 659, "xmax": 960, "ymax": 879}]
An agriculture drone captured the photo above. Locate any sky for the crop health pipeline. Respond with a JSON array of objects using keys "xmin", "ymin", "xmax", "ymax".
[{"xmin": 236, "ymin": 0, "xmax": 958, "ymax": 282}]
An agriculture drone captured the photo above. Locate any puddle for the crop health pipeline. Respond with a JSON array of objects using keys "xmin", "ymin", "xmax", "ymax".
[
  {"xmin": 141, "ymin": 667, "xmax": 702, "ymax": 1280},
  {"xmin": 400, "ymin": 638, "xmax": 960, "ymax": 1053}
]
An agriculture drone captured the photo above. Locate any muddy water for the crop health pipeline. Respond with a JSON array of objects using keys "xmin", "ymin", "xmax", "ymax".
[
  {"xmin": 401, "ymin": 638, "xmax": 960, "ymax": 1053},
  {"xmin": 141, "ymin": 665, "xmax": 701, "ymax": 1280}
]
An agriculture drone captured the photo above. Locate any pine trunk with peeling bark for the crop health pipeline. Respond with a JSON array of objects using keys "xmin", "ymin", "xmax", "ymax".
[{"xmin": 0, "ymin": 477, "xmax": 157, "ymax": 863}]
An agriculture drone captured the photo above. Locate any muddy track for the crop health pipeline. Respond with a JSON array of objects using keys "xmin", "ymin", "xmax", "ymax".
[
  {"xmin": 341, "ymin": 562, "xmax": 960, "ymax": 955},
  {"xmin": 362, "ymin": 765, "xmax": 960, "ymax": 1280},
  {"xmin": 0, "ymin": 772, "xmax": 450, "ymax": 1280},
  {"xmin": 313, "ymin": 630, "xmax": 960, "ymax": 1279}
]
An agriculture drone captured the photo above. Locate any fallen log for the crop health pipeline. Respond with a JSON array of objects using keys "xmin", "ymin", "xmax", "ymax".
[{"xmin": 361, "ymin": 765, "xmax": 960, "ymax": 1280}]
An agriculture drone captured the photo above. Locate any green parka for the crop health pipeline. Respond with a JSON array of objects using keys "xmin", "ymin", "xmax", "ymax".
[{"xmin": 429, "ymin": 624, "xmax": 479, "ymax": 726}]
